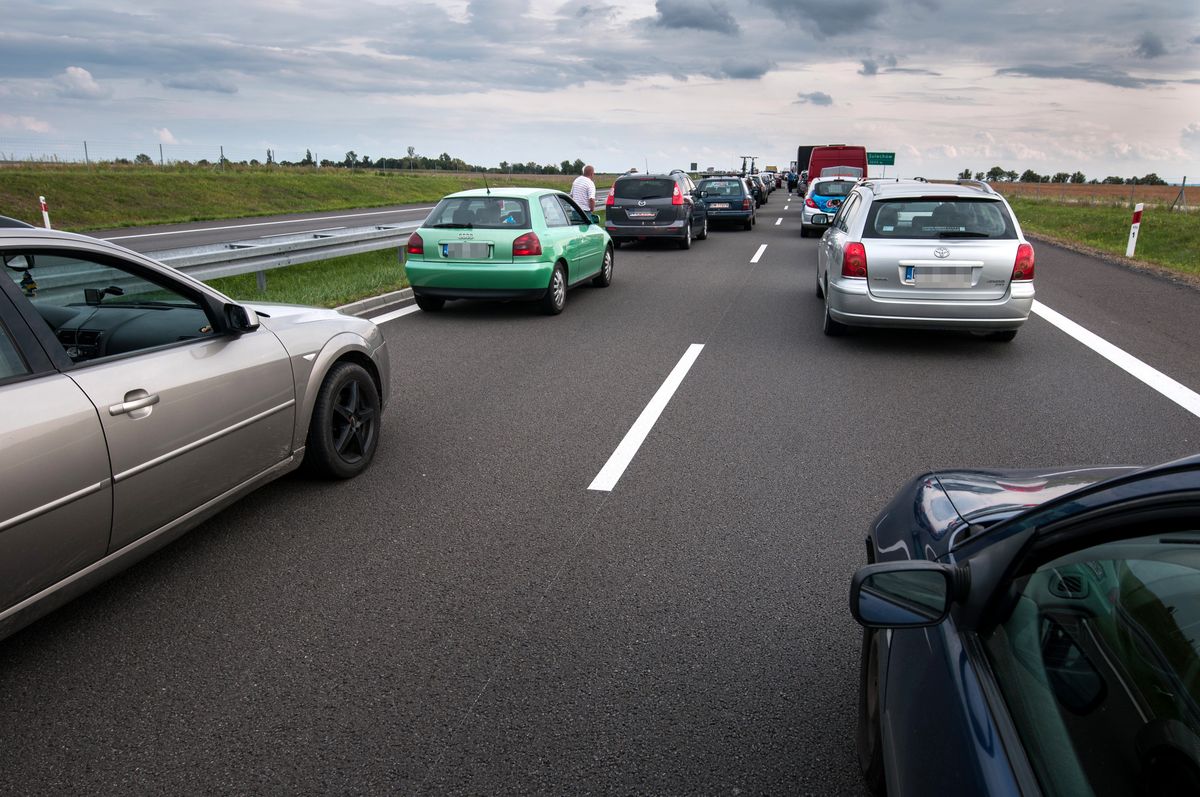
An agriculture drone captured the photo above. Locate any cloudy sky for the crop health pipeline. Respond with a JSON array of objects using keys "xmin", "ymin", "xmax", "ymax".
[{"xmin": 1, "ymin": 0, "xmax": 1198, "ymax": 180}]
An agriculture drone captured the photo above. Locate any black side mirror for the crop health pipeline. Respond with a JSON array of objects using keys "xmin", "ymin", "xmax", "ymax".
[
  {"xmin": 225, "ymin": 303, "xmax": 260, "ymax": 333},
  {"xmin": 850, "ymin": 561, "xmax": 964, "ymax": 628},
  {"xmin": 589, "ymin": 213, "xmax": 600, "ymax": 225}
]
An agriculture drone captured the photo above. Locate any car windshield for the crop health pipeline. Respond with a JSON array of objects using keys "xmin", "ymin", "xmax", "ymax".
[
  {"xmin": 863, "ymin": 198, "xmax": 1017, "ymax": 239},
  {"xmin": 698, "ymin": 180, "xmax": 744, "ymax": 197},
  {"xmin": 812, "ymin": 181, "xmax": 856, "ymax": 197},
  {"xmin": 614, "ymin": 178, "xmax": 676, "ymax": 200},
  {"xmin": 425, "ymin": 197, "xmax": 531, "ymax": 230}
]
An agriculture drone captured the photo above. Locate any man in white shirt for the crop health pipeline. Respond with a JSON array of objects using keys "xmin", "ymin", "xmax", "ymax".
[{"xmin": 571, "ymin": 164, "xmax": 597, "ymax": 212}]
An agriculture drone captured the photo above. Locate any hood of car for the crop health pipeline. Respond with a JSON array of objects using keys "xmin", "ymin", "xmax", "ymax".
[{"xmin": 934, "ymin": 466, "xmax": 1141, "ymax": 529}]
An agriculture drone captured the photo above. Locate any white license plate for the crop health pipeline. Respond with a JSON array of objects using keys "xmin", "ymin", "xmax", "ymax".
[
  {"xmin": 444, "ymin": 242, "xmax": 490, "ymax": 259},
  {"xmin": 906, "ymin": 266, "xmax": 973, "ymax": 287},
  {"xmin": 628, "ymin": 211, "xmax": 656, "ymax": 219},
  {"xmin": 710, "ymin": 202, "xmax": 730, "ymax": 209}
]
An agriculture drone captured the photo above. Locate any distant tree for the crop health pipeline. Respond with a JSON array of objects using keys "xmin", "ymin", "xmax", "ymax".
[
  {"xmin": 320, "ymin": 159, "xmax": 336, "ymax": 168},
  {"xmin": 572, "ymin": 158, "xmax": 585, "ymax": 174},
  {"xmin": 1087, "ymin": 178, "xmax": 1099, "ymax": 184},
  {"xmin": 985, "ymin": 165, "xmax": 1007, "ymax": 182},
  {"xmin": 114, "ymin": 157, "xmax": 132, "ymax": 165},
  {"xmin": 1006, "ymin": 170, "xmax": 1019, "ymax": 182},
  {"xmin": 499, "ymin": 160, "xmax": 510, "ymax": 172},
  {"xmin": 342, "ymin": 151, "xmax": 357, "ymax": 168},
  {"xmin": 301, "ymin": 149, "xmax": 314, "ymax": 166},
  {"xmin": 359, "ymin": 154, "xmax": 372, "ymax": 167},
  {"xmin": 1125, "ymin": 176, "xmax": 1139, "ymax": 185},
  {"xmin": 1139, "ymin": 173, "xmax": 1166, "ymax": 185},
  {"xmin": 974, "ymin": 171, "xmax": 985, "ymax": 181},
  {"xmin": 134, "ymin": 153, "xmax": 153, "ymax": 166},
  {"xmin": 196, "ymin": 159, "xmax": 211, "ymax": 167},
  {"xmin": 1101, "ymin": 175, "xmax": 1124, "ymax": 184},
  {"xmin": 560, "ymin": 160, "xmax": 572, "ymax": 174},
  {"xmin": 1051, "ymin": 172, "xmax": 1070, "ymax": 183},
  {"xmin": 249, "ymin": 159, "xmax": 261, "ymax": 166},
  {"xmin": 543, "ymin": 164, "xmax": 559, "ymax": 175},
  {"xmin": 1020, "ymin": 169, "xmax": 1041, "ymax": 183},
  {"xmin": 266, "ymin": 148, "xmax": 275, "ymax": 165},
  {"xmin": 958, "ymin": 168, "xmax": 973, "ymax": 179},
  {"xmin": 1070, "ymin": 171, "xmax": 1086, "ymax": 184},
  {"xmin": 406, "ymin": 145, "xmax": 416, "ymax": 170}
]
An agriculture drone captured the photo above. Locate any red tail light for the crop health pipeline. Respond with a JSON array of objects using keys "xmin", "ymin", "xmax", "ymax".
[
  {"xmin": 671, "ymin": 183, "xmax": 683, "ymax": 205},
  {"xmin": 805, "ymin": 198, "xmax": 818, "ymax": 208},
  {"xmin": 605, "ymin": 191, "xmax": 615, "ymax": 207},
  {"xmin": 742, "ymin": 198, "xmax": 752, "ymax": 210},
  {"xmin": 406, "ymin": 232, "xmax": 424, "ymax": 255},
  {"xmin": 512, "ymin": 231, "xmax": 542, "ymax": 257},
  {"xmin": 842, "ymin": 242, "xmax": 867, "ymax": 278},
  {"xmin": 1012, "ymin": 243, "xmax": 1035, "ymax": 281}
]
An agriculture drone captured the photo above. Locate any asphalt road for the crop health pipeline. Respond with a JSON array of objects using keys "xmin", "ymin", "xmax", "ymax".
[{"xmin": 2, "ymin": 190, "xmax": 1198, "ymax": 794}]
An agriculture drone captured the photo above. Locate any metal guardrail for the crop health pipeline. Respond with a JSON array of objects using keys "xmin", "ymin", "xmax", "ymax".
[{"xmin": 149, "ymin": 223, "xmax": 417, "ymax": 283}]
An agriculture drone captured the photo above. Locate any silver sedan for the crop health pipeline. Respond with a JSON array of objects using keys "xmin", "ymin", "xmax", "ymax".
[
  {"xmin": 0, "ymin": 227, "xmax": 390, "ymax": 641},
  {"xmin": 815, "ymin": 180, "xmax": 1035, "ymax": 341}
]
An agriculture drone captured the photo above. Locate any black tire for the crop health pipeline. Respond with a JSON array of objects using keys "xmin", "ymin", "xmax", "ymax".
[
  {"xmin": 304, "ymin": 361, "xmax": 381, "ymax": 480},
  {"xmin": 857, "ymin": 629, "xmax": 887, "ymax": 795},
  {"xmin": 988, "ymin": 329, "xmax": 1018, "ymax": 342},
  {"xmin": 816, "ymin": 275, "xmax": 824, "ymax": 298},
  {"xmin": 743, "ymin": 216, "xmax": 753, "ymax": 231},
  {"xmin": 592, "ymin": 247, "xmax": 614, "ymax": 287},
  {"xmin": 414, "ymin": 294, "xmax": 444, "ymax": 312},
  {"xmin": 752, "ymin": 212, "xmax": 757, "ymax": 226},
  {"xmin": 679, "ymin": 220, "xmax": 692, "ymax": 250},
  {"xmin": 540, "ymin": 263, "xmax": 567, "ymax": 315},
  {"xmin": 823, "ymin": 293, "xmax": 848, "ymax": 336},
  {"xmin": 611, "ymin": 239, "xmax": 622, "ymax": 249},
  {"xmin": 800, "ymin": 225, "xmax": 810, "ymax": 238},
  {"xmin": 697, "ymin": 216, "xmax": 709, "ymax": 240}
]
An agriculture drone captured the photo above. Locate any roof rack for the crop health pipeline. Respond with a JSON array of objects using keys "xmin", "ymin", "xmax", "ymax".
[{"xmin": 956, "ymin": 178, "xmax": 996, "ymax": 194}]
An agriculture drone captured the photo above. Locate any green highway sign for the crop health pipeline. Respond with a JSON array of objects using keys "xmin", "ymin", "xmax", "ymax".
[{"xmin": 867, "ymin": 152, "xmax": 895, "ymax": 166}]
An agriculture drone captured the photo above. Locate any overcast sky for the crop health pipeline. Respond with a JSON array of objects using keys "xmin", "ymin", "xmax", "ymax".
[{"xmin": 1, "ymin": 0, "xmax": 1198, "ymax": 179}]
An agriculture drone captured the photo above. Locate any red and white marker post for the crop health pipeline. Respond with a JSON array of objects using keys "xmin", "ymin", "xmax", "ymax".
[
  {"xmin": 39, "ymin": 196, "xmax": 51, "ymax": 229},
  {"xmin": 1125, "ymin": 202, "xmax": 1143, "ymax": 257}
]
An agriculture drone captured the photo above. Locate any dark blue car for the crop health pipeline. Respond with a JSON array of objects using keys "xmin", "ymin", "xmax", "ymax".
[{"xmin": 850, "ymin": 456, "xmax": 1200, "ymax": 795}]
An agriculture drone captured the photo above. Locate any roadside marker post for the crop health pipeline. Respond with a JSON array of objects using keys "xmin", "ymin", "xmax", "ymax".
[
  {"xmin": 39, "ymin": 196, "xmax": 51, "ymax": 229},
  {"xmin": 1125, "ymin": 203, "xmax": 1143, "ymax": 257}
]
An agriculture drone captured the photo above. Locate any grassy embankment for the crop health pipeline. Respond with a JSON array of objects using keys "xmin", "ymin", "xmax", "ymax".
[{"xmin": 0, "ymin": 166, "xmax": 614, "ymax": 307}]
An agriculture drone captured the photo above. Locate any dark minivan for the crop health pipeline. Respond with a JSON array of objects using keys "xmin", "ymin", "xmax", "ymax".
[
  {"xmin": 694, "ymin": 176, "xmax": 757, "ymax": 230},
  {"xmin": 604, "ymin": 170, "xmax": 708, "ymax": 250}
]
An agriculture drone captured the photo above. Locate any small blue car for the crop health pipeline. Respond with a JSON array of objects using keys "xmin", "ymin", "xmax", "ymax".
[{"xmin": 850, "ymin": 456, "xmax": 1200, "ymax": 795}]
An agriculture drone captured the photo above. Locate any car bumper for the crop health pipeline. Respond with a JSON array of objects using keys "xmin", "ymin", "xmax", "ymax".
[
  {"xmin": 827, "ymin": 279, "xmax": 1035, "ymax": 330},
  {"xmin": 802, "ymin": 207, "xmax": 836, "ymax": 227},
  {"xmin": 702, "ymin": 207, "xmax": 754, "ymax": 221},
  {"xmin": 605, "ymin": 219, "xmax": 687, "ymax": 239},
  {"xmin": 405, "ymin": 257, "xmax": 553, "ymax": 295}
]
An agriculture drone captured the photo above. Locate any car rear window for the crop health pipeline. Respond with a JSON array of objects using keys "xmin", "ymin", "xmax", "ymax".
[
  {"xmin": 697, "ymin": 180, "xmax": 745, "ymax": 197},
  {"xmin": 425, "ymin": 197, "xmax": 531, "ymax": 230},
  {"xmin": 863, "ymin": 198, "xmax": 1017, "ymax": 239},
  {"xmin": 811, "ymin": 180, "xmax": 856, "ymax": 197},
  {"xmin": 614, "ymin": 179, "xmax": 676, "ymax": 200}
]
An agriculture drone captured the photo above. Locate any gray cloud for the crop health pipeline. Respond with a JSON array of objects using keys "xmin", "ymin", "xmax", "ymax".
[
  {"xmin": 756, "ymin": 0, "xmax": 886, "ymax": 37},
  {"xmin": 885, "ymin": 67, "xmax": 942, "ymax": 76},
  {"xmin": 858, "ymin": 59, "xmax": 878, "ymax": 76},
  {"xmin": 1134, "ymin": 32, "xmax": 1167, "ymax": 58},
  {"xmin": 655, "ymin": 0, "xmax": 739, "ymax": 34},
  {"xmin": 795, "ymin": 91, "xmax": 833, "ymax": 106},
  {"xmin": 996, "ymin": 64, "xmax": 1166, "ymax": 89},
  {"xmin": 713, "ymin": 58, "xmax": 775, "ymax": 80},
  {"xmin": 161, "ymin": 73, "xmax": 238, "ymax": 94}
]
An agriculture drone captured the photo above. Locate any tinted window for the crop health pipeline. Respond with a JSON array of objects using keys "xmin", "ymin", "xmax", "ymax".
[
  {"xmin": 697, "ymin": 180, "xmax": 745, "ymax": 197},
  {"xmin": 425, "ymin": 197, "xmax": 531, "ymax": 230},
  {"xmin": 811, "ymin": 180, "xmax": 856, "ymax": 197},
  {"xmin": 614, "ymin": 178, "xmax": 676, "ymax": 200},
  {"xmin": 557, "ymin": 196, "xmax": 589, "ymax": 226},
  {"xmin": 985, "ymin": 532, "xmax": 1200, "ymax": 797},
  {"xmin": 540, "ymin": 195, "xmax": 568, "ymax": 227},
  {"xmin": 834, "ymin": 194, "xmax": 861, "ymax": 232},
  {"xmin": 0, "ymin": 319, "xmax": 28, "ymax": 380},
  {"xmin": 863, "ymin": 198, "xmax": 1016, "ymax": 239}
]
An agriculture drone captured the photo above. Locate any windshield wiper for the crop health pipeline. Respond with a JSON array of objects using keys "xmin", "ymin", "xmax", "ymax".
[
  {"xmin": 429, "ymin": 223, "xmax": 472, "ymax": 229},
  {"xmin": 937, "ymin": 231, "xmax": 991, "ymax": 238}
]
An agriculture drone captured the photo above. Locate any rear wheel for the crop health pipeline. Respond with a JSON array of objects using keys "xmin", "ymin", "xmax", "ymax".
[
  {"xmin": 679, "ymin": 221, "xmax": 692, "ymax": 250},
  {"xmin": 857, "ymin": 629, "xmax": 887, "ymax": 795},
  {"xmin": 304, "ymin": 361, "xmax": 381, "ymax": 480},
  {"xmin": 823, "ymin": 289, "xmax": 848, "ymax": 336},
  {"xmin": 743, "ymin": 216, "xmax": 753, "ymax": 231},
  {"xmin": 988, "ymin": 330, "xmax": 1018, "ymax": 342},
  {"xmin": 815, "ymin": 274, "xmax": 824, "ymax": 298},
  {"xmin": 540, "ymin": 263, "xmax": 567, "ymax": 315},
  {"xmin": 611, "ymin": 239, "xmax": 622, "ymax": 249},
  {"xmin": 592, "ymin": 247, "xmax": 614, "ymax": 287},
  {"xmin": 697, "ymin": 216, "xmax": 709, "ymax": 240},
  {"xmin": 414, "ymin": 294, "xmax": 444, "ymax": 312}
]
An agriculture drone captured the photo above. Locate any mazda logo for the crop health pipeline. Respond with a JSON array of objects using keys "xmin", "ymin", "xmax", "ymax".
[
  {"xmin": 934, "ymin": 247, "xmax": 950, "ymax": 258},
  {"xmin": 637, "ymin": 200, "xmax": 647, "ymax": 206}
]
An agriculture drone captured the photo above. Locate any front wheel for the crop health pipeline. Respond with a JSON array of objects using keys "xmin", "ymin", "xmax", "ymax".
[
  {"xmin": 592, "ymin": 247, "xmax": 614, "ymax": 287},
  {"xmin": 304, "ymin": 361, "xmax": 381, "ymax": 479},
  {"xmin": 540, "ymin": 263, "xmax": 567, "ymax": 315},
  {"xmin": 857, "ymin": 629, "xmax": 887, "ymax": 795}
]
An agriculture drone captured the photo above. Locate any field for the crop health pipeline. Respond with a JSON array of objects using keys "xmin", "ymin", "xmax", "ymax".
[
  {"xmin": 993, "ymin": 181, "xmax": 1190, "ymax": 209},
  {"xmin": 0, "ymin": 165, "xmax": 612, "ymax": 231}
]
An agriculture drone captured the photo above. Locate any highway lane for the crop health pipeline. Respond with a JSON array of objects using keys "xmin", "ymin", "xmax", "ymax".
[
  {"xmin": 86, "ymin": 190, "xmax": 612, "ymax": 253},
  {"xmin": 1, "ymin": 193, "xmax": 1198, "ymax": 794}
]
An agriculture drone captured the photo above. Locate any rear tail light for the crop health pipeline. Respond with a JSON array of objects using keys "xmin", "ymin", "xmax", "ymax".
[
  {"xmin": 671, "ymin": 183, "xmax": 683, "ymax": 205},
  {"xmin": 512, "ymin": 231, "xmax": 542, "ymax": 257},
  {"xmin": 805, "ymin": 198, "xmax": 818, "ymax": 208},
  {"xmin": 605, "ymin": 191, "xmax": 615, "ymax": 207},
  {"xmin": 1012, "ymin": 243, "xmax": 1035, "ymax": 281},
  {"xmin": 841, "ymin": 242, "xmax": 867, "ymax": 278},
  {"xmin": 742, "ymin": 198, "xmax": 751, "ymax": 210},
  {"xmin": 406, "ymin": 232, "xmax": 424, "ymax": 255}
]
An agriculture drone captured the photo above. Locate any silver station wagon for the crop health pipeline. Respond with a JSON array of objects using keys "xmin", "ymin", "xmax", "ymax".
[
  {"xmin": 0, "ymin": 227, "xmax": 390, "ymax": 642},
  {"xmin": 815, "ymin": 180, "xmax": 1035, "ymax": 341}
]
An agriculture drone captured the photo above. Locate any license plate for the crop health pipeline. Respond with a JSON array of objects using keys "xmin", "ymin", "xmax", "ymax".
[
  {"xmin": 906, "ymin": 266, "xmax": 973, "ymax": 287},
  {"xmin": 443, "ymin": 242, "xmax": 491, "ymax": 259},
  {"xmin": 710, "ymin": 203, "xmax": 730, "ymax": 209},
  {"xmin": 813, "ymin": 214, "xmax": 828, "ymax": 224},
  {"xmin": 627, "ymin": 211, "xmax": 656, "ymax": 219}
]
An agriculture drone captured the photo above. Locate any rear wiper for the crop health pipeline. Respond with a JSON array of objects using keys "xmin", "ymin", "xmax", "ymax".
[
  {"xmin": 429, "ymin": 223, "xmax": 472, "ymax": 229},
  {"xmin": 937, "ymin": 231, "xmax": 991, "ymax": 238}
]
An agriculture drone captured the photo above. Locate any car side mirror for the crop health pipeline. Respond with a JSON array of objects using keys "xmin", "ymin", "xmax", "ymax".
[
  {"xmin": 850, "ymin": 561, "xmax": 962, "ymax": 628},
  {"xmin": 225, "ymin": 303, "xmax": 260, "ymax": 333},
  {"xmin": 589, "ymin": 213, "xmax": 600, "ymax": 225}
]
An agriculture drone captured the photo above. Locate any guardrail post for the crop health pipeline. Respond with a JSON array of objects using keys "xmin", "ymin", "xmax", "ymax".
[
  {"xmin": 256, "ymin": 271, "xmax": 267, "ymax": 292},
  {"xmin": 39, "ymin": 196, "xmax": 51, "ymax": 229},
  {"xmin": 1126, "ymin": 203, "xmax": 1143, "ymax": 258}
]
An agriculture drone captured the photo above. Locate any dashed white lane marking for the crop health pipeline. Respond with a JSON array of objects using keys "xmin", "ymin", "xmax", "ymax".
[
  {"xmin": 99, "ymin": 208, "xmax": 436, "ymax": 241},
  {"xmin": 775, "ymin": 218, "xmax": 782, "ymax": 226},
  {"xmin": 784, "ymin": 205, "xmax": 790, "ymax": 211},
  {"xmin": 751, "ymin": 244, "xmax": 767, "ymax": 263},
  {"xmin": 588, "ymin": 344, "xmax": 705, "ymax": 492},
  {"xmin": 1033, "ymin": 300, "xmax": 1200, "ymax": 419},
  {"xmin": 369, "ymin": 304, "xmax": 422, "ymax": 324}
]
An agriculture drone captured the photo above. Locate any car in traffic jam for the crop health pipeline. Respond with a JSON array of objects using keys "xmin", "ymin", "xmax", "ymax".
[{"xmin": 604, "ymin": 170, "xmax": 709, "ymax": 250}]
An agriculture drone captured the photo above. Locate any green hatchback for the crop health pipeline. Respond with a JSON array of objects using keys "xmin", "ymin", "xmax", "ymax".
[{"xmin": 405, "ymin": 187, "xmax": 614, "ymax": 315}]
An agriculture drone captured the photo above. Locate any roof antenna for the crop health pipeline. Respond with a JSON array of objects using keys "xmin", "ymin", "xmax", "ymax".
[{"xmin": 483, "ymin": 172, "xmax": 491, "ymax": 195}]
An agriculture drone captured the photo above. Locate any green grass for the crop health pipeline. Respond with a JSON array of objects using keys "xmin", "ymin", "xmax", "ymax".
[
  {"xmin": 205, "ymin": 247, "xmax": 408, "ymax": 308},
  {"xmin": 1009, "ymin": 197, "xmax": 1199, "ymax": 276},
  {"xmin": 0, "ymin": 166, "xmax": 613, "ymax": 231}
]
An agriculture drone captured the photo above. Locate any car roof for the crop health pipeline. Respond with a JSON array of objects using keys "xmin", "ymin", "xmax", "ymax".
[
  {"xmin": 445, "ymin": 187, "xmax": 562, "ymax": 199},
  {"xmin": 861, "ymin": 180, "xmax": 1003, "ymax": 200},
  {"xmin": 0, "ymin": 226, "xmax": 108, "ymax": 244},
  {"xmin": 0, "ymin": 215, "xmax": 35, "ymax": 228}
]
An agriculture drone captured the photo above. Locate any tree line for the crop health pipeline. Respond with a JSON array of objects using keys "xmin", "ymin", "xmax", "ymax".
[
  {"xmin": 956, "ymin": 166, "xmax": 1169, "ymax": 185},
  {"xmin": 115, "ymin": 148, "xmax": 588, "ymax": 175}
]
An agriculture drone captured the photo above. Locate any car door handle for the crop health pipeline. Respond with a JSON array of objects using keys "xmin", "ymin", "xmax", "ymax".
[{"xmin": 109, "ymin": 392, "xmax": 160, "ymax": 416}]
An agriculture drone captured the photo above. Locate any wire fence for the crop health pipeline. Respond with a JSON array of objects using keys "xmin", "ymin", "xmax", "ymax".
[
  {"xmin": 0, "ymin": 136, "xmax": 328, "ymax": 167},
  {"xmin": 992, "ymin": 181, "xmax": 1192, "ymax": 210}
]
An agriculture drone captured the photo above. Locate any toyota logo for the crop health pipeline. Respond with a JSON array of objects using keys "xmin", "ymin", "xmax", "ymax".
[{"xmin": 934, "ymin": 247, "xmax": 950, "ymax": 258}]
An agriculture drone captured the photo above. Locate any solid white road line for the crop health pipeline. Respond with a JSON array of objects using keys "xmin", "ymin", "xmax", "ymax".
[
  {"xmin": 1033, "ymin": 300, "xmax": 1200, "ymax": 419},
  {"xmin": 775, "ymin": 218, "xmax": 782, "ymax": 226},
  {"xmin": 588, "ymin": 344, "xmax": 705, "ymax": 492},
  {"xmin": 369, "ymin": 304, "xmax": 422, "ymax": 324},
  {"xmin": 99, "ymin": 208, "xmax": 436, "ymax": 241},
  {"xmin": 751, "ymin": 244, "xmax": 767, "ymax": 263}
]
